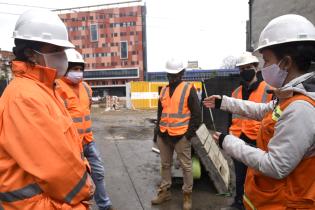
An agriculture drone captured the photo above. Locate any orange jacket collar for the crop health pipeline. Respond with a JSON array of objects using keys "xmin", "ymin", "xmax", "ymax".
[{"xmin": 11, "ymin": 61, "xmax": 57, "ymax": 88}]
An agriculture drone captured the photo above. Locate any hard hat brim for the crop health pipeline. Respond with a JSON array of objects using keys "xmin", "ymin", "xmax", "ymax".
[
  {"xmin": 13, "ymin": 36, "xmax": 74, "ymax": 48},
  {"xmin": 255, "ymin": 38, "xmax": 315, "ymax": 52},
  {"xmin": 165, "ymin": 68, "xmax": 185, "ymax": 74},
  {"xmin": 235, "ymin": 61, "xmax": 259, "ymax": 67}
]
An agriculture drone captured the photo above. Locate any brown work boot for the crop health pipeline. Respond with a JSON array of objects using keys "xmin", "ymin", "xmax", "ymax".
[
  {"xmin": 183, "ymin": 192, "xmax": 192, "ymax": 210},
  {"xmin": 151, "ymin": 188, "xmax": 171, "ymax": 205}
]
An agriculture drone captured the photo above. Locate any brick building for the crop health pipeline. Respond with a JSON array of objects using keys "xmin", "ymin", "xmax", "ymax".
[
  {"xmin": 58, "ymin": 2, "xmax": 147, "ymax": 96},
  {"xmin": 247, "ymin": 0, "xmax": 315, "ymax": 51}
]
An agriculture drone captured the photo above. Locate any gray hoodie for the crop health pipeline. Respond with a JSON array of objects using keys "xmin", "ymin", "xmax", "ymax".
[{"xmin": 220, "ymin": 72, "xmax": 315, "ymax": 179}]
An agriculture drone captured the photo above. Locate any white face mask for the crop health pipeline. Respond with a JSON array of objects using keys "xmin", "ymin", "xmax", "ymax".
[
  {"xmin": 261, "ymin": 59, "xmax": 288, "ymax": 88},
  {"xmin": 34, "ymin": 50, "xmax": 68, "ymax": 78},
  {"xmin": 66, "ymin": 71, "xmax": 83, "ymax": 83}
]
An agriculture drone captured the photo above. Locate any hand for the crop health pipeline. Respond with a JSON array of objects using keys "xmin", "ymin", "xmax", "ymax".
[
  {"xmin": 203, "ymin": 95, "xmax": 221, "ymax": 108},
  {"xmin": 212, "ymin": 131, "xmax": 222, "ymax": 144}
]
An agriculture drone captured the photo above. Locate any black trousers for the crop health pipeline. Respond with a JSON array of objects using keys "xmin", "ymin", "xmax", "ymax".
[
  {"xmin": 233, "ymin": 133, "xmax": 256, "ymax": 205},
  {"xmin": 233, "ymin": 158, "xmax": 248, "ymax": 203}
]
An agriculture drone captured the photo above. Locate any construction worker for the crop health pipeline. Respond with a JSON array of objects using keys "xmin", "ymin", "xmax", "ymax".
[
  {"xmin": 0, "ymin": 9, "xmax": 94, "ymax": 210},
  {"xmin": 204, "ymin": 14, "xmax": 315, "ymax": 209},
  {"xmin": 151, "ymin": 58, "xmax": 201, "ymax": 210},
  {"xmin": 55, "ymin": 49, "xmax": 116, "ymax": 210},
  {"xmin": 226, "ymin": 52, "xmax": 272, "ymax": 210}
]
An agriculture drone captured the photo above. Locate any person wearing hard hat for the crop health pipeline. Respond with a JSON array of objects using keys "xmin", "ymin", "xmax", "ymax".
[
  {"xmin": 203, "ymin": 14, "xmax": 315, "ymax": 210},
  {"xmin": 0, "ymin": 9, "xmax": 94, "ymax": 210},
  {"xmin": 225, "ymin": 52, "xmax": 273, "ymax": 210},
  {"xmin": 151, "ymin": 59, "xmax": 201, "ymax": 210},
  {"xmin": 55, "ymin": 49, "xmax": 116, "ymax": 210}
]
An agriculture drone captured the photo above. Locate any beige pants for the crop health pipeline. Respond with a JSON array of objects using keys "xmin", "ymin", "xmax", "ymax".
[{"xmin": 157, "ymin": 135, "xmax": 193, "ymax": 193}]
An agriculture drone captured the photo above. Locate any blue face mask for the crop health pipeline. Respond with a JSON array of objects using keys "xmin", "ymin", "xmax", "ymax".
[{"xmin": 261, "ymin": 59, "xmax": 288, "ymax": 88}]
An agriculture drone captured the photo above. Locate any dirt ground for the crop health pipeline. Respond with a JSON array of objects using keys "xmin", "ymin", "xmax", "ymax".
[{"xmin": 90, "ymin": 106, "xmax": 234, "ymax": 210}]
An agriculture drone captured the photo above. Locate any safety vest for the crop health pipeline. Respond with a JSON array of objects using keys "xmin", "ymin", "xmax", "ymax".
[
  {"xmin": 56, "ymin": 79, "xmax": 93, "ymax": 144},
  {"xmin": 229, "ymin": 81, "xmax": 272, "ymax": 140},
  {"xmin": 244, "ymin": 94, "xmax": 315, "ymax": 210},
  {"xmin": 159, "ymin": 82, "xmax": 192, "ymax": 136}
]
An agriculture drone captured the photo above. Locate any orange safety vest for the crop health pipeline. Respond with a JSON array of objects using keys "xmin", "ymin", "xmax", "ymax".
[
  {"xmin": 159, "ymin": 82, "xmax": 192, "ymax": 136},
  {"xmin": 56, "ymin": 78, "xmax": 93, "ymax": 144},
  {"xmin": 0, "ymin": 61, "xmax": 92, "ymax": 210},
  {"xmin": 244, "ymin": 94, "xmax": 315, "ymax": 210},
  {"xmin": 229, "ymin": 81, "xmax": 272, "ymax": 140}
]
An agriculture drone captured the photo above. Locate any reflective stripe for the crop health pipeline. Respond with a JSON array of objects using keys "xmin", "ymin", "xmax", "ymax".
[
  {"xmin": 161, "ymin": 113, "xmax": 191, "ymax": 118},
  {"xmin": 178, "ymin": 83, "xmax": 190, "ymax": 114},
  {"xmin": 82, "ymin": 82, "xmax": 92, "ymax": 101},
  {"xmin": 64, "ymin": 100, "xmax": 68, "ymax": 109},
  {"xmin": 160, "ymin": 120, "xmax": 189, "ymax": 127},
  {"xmin": 85, "ymin": 127, "xmax": 92, "ymax": 133},
  {"xmin": 78, "ymin": 129, "xmax": 84, "ymax": 134},
  {"xmin": 84, "ymin": 115, "xmax": 91, "ymax": 121},
  {"xmin": 72, "ymin": 117, "xmax": 83, "ymax": 123},
  {"xmin": 65, "ymin": 171, "xmax": 88, "ymax": 203},
  {"xmin": 232, "ymin": 114, "xmax": 246, "ymax": 119},
  {"xmin": 243, "ymin": 194, "xmax": 256, "ymax": 210},
  {"xmin": 232, "ymin": 86, "xmax": 241, "ymax": 98},
  {"xmin": 160, "ymin": 87, "xmax": 167, "ymax": 99},
  {"xmin": 0, "ymin": 183, "xmax": 42, "ymax": 202},
  {"xmin": 261, "ymin": 85, "xmax": 270, "ymax": 103}
]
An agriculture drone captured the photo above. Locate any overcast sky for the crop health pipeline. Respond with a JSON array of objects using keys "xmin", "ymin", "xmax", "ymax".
[{"xmin": 0, "ymin": 0, "xmax": 248, "ymax": 71}]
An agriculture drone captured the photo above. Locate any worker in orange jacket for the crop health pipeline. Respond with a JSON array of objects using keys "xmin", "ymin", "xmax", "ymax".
[
  {"xmin": 0, "ymin": 9, "xmax": 94, "ymax": 210},
  {"xmin": 226, "ymin": 52, "xmax": 272, "ymax": 210},
  {"xmin": 55, "ymin": 49, "xmax": 115, "ymax": 210},
  {"xmin": 151, "ymin": 58, "xmax": 201, "ymax": 210},
  {"xmin": 204, "ymin": 14, "xmax": 315, "ymax": 210}
]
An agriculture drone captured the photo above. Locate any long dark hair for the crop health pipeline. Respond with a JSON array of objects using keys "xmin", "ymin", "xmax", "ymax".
[{"xmin": 12, "ymin": 39, "xmax": 43, "ymax": 64}]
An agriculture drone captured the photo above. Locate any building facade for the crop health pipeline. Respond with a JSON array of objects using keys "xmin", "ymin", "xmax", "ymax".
[
  {"xmin": 147, "ymin": 69, "xmax": 239, "ymax": 82},
  {"xmin": 58, "ymin": 3, "xmax": 147, "ymax": 96},
  {"xmin": 247, "ymin": 0, "xmax": 315, "ymax": 51}
]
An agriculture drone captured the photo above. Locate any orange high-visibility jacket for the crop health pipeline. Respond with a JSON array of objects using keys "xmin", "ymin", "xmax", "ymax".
[
  {"xmin": 244, "ymin": 94, "xmax": 315, "ymax": 210},
  {"xmin": 0, "ymin": 61, "xmax": 93, "ymax": 210},
  {"xmin": 55, "ymin": 78, "xmax": 93, "ymax": 144},
  {"xmin": 159, "ymin": 82, "xmax": 193, "ymax": 136},
  {"xmin": 229, "ymin": 81, "xmax": 272, "ymax": 140}
]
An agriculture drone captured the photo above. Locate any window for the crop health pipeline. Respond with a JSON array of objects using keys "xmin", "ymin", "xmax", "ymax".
[
  {"xmin": 90, "ymin": 24, "xmax": 98, "ymax": 42},
  {"xmin": 83, "ymin": 69, "xmax": 138, "ymax": 79},
  {"xmin": 120, "ymin": 41, "xmax": 128, "ymax": 59}
]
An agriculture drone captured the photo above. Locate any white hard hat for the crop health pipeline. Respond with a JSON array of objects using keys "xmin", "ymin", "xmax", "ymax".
[
  {"xmin": 165, "ymin": 58, "xmax": 185, "ymax": 74},
  {"xmin": 13, "ymin": 9, "xmax": 74, "ymax": 48},
  {"xmin": 66, "ymin": 49, "xmax": 85, "ymax": 64},
  {"xmin": 256, "ymin": 14, "xmax": 315, "ymax": 51},
  {"xmin": 236, "ymin": 52, "xmax": 259, "ymax": 67}
]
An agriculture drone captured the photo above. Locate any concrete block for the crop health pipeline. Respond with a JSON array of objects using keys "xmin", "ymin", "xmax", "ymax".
[{"xmin": 194, "ymin": 123, "xmax": 230, "ymax": 193}]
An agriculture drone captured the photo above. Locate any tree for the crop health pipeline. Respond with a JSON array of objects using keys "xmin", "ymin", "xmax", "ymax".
[{"xmin": 220, "ymin": 56, "xmax": 238, "ymax": 69}]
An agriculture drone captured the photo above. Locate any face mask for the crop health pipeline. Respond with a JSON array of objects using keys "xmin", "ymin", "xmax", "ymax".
[
  {"xmin": 240, "ymin": 68, "xmax": 256, "ymax": 82},
  {"xmin": 66, "ymin": 71, "xmax": 83, "ymax": 83},
  {"xmin": 261, "ymin": 59, "xmax": 288, "ymax": 88},
  {"xmin": 34, "ymin": 50, "xmax": 68, "ymax": 78}
]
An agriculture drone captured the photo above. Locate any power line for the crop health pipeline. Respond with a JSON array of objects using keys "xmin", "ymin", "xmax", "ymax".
[
  {"xmin": 0, "ymin": 2, "xmax": 56, "ymax": 9},
  {"xmin": 0, "ymin": 11, "xmax": 20, "ymax": 16}
]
